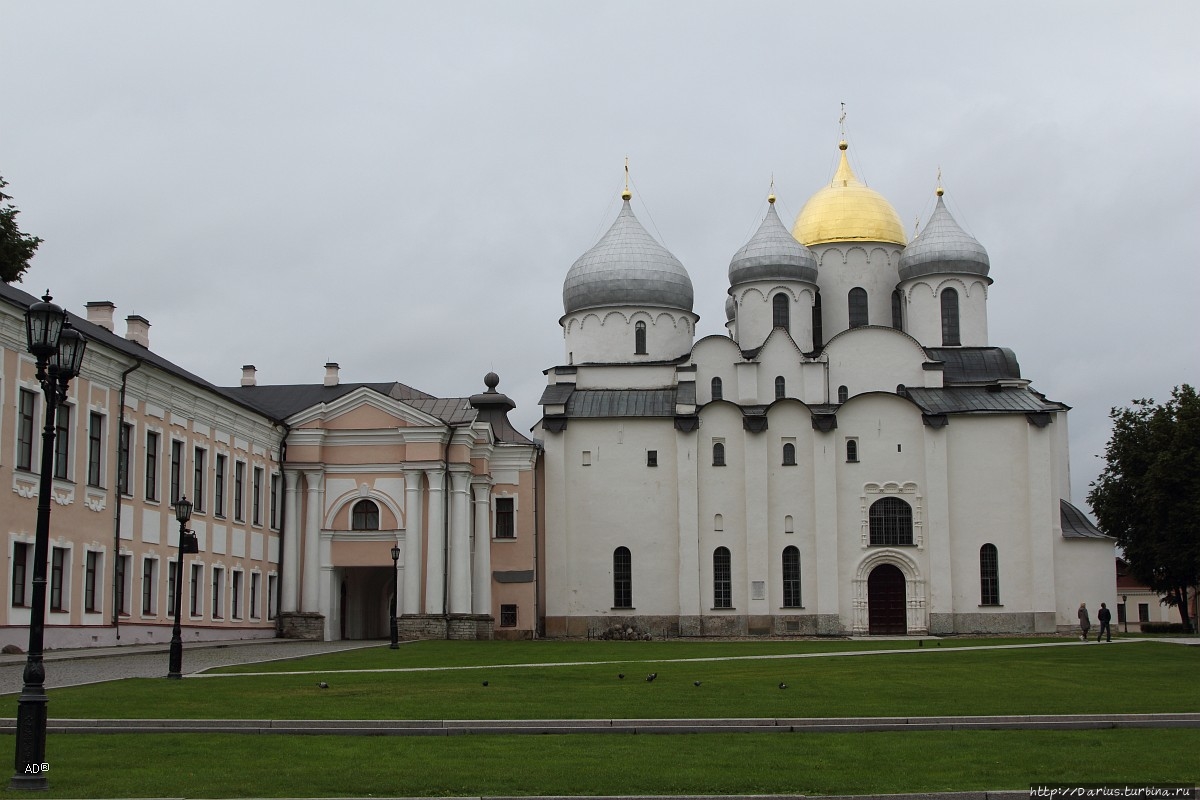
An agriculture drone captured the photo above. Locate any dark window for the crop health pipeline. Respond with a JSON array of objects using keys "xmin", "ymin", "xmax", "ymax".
[
  {"xmin": 941, "ymin": 288, "xmax": 961, "ymax": 345},
  {"xmin": 190, "ymin": 564, "xmax": 202, "ymax": 616},
  {"xmin": 869, "ymin": 497, "xmax": 914, "ymax": 546},
  {"xmin": 772, "ymin": 293, "xmax": 790, "ymax": 331},
  {"xmin": 11, "ymin": 543, "xmax": 30, "ymax": 606},
  {"xmin": 50, "ymin": 547, "xmax": 66, "ymax": 611},
  {"xmin": 144, "ymin": 431, "xmax": 159, "ymax": 501},
  {"xmin": 252, "ymin": 467, "xmax": 263, "ymax": 525},
  {"xmin": 1117, "ymin": 603, "xmax": 1126, "ymax": 625},
  {"xmin": 167, "ymin": 560, "xmax": 177, "ymax": 616},
  {"xmin": 712, "ymin": 442, "xmax": 726, "ymax": 467},
  {"xmin": 500, "ymin": 604, "xmax": 517, "ymax": 627},
  {"xmin": 782, "ymin": 546, "xmax": 801, "ymax": 608},
  {"xmin": 774, "ymin": 376, "xmax": 786, "ymax": 400},
  {"xmin": 269, "ymin": 473, "xmax": 280, "ymax": 528},
  {"xmin": 613, "ymin": 547, "xmax": 632, "ymax": 608},
  {"xmin": 812, "ymin": 291, "xmax": 824, "ymax": 350},
  {"xmin": 782, "ymin": 442, "xmax": 796, "ymax": 466},
  {"xmin": 17, "ymin": 389, "xmax": 36, "ymax": 471},
  {"xmin": 115, "ymin": 553, "xmax": 129, "ymax": 615},
  {"xmin": 250, "ymin": 573, "xmax": 260, "ymax": 618},
  {"xmin": 711, "ymin": 377, "xmax": 723, "ymax": 401},
  {"xmin": 233, "ymin": 461, "xmax": 245, "ymax": 522},
  {"xmin": 980, "ymin": 543, "xmax": 999, "ymax": 605},
  {"xmin": 54, "ymin": 404, "xmax": 70, "ymax": 480},
  {"xmin": 634, "ymin": 321, "xmax": 647, "ymax": 355},
  {"xmin": 85, "ymin": 551, "xmax": 99, "ymax": 612},
  {"xmin": 193, "ymin": 447, "xmax": 206, "ymax": 513},
  {"xmin": 170, "ymin": 440, "xmax": 183, "ymax": 504},
  {"xmin": 495, "ymin": 497, "xmax": 515, "ymax": 538},
  {"xmin": 231, "ymin": 572, "xmax": 242, "ymax": 619},
  {"xmin": 118, "ymin": 422, "xmax": 132, "ymax": 496},
  {"xmin": 212, "ymin": 567, "xmax": 223, "ymax": 618},
  {"xmin": 646, "ymin": 450, "xmax": 658, "ymax": 467},
  {"xmin": 87, "ymin": 412, "xmax": 104, "ymax": 487},
  {"xmin": 214, "ymin": 454, "xmax": 226, "ymax": 517},
  {"xmin": 891, "ymin": 289, "xmax": 904, "ymax": 330},
  {"xmin": 713, "ymin": 547, "xmax": 732, "ymax": 609},
  {"xmin": 837, "ymin": 385, "xmax": 849, "ymax": 404},
  {"xmin": 848, "ymin": 287, "xmax": 869, "ymax": 328},
  {"xmin": 351, "ymin": 499, "xmax": 380, "ymax": 531},
  {"xmin": 142, "ymin": 558, "xmax": 156, "ymax": 614},
  {"xmin": 846, "ymin": 440, "xmax": 858, "ymax": 462},
  {"xmin": 268, "ymin": 575, "xmax": 278, "ymax": 619},
  {"xmin": 1138, "ymin": 603, "xmax": 1150, "ymax": 623}
]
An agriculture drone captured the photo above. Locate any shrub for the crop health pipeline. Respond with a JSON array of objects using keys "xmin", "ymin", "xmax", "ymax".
[{"xmin": 1138, "ymin": 621, "xmax": 1192, "ymax": 634}]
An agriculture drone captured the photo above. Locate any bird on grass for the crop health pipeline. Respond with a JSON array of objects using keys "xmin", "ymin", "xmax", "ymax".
[
  {"xmin": 618, "ymin": 673, "xmax": 625, "ymax": 680},
  {"xmin": 316, "ymin": 682, "xmax": 329, "ymax": 689},
  {"xmin": 693, "ymin": 681, "xmax": 702, "ymax": 687},
  {"xmin": 646, "ymin": 672, "xmax": 657, "ymax": 682},
  {"xmin": 482, "ymin": 681, "xmax": 489, "ymax": 687},
  {"xmin": 778, "ymin": 682, "xmax": 788, "ymax": 690}
]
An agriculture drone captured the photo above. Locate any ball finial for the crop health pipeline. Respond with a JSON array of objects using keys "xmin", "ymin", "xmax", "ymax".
[
  {"xmin": 838, "ymin": 139, "xmax": 848, "ymax": 151},
  {"xmin": 484, "ymin": 372, "xmax": 500, "ymax": 391}
]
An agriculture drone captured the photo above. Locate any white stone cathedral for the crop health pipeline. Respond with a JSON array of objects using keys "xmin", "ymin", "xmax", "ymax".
[{"xmin": 537, "ymin": 140, "xmax": 1114, "ymax": 637}]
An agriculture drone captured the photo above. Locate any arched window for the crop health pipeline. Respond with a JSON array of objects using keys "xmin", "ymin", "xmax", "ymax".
[
  {"xmin": 711, "ymin": 377, "xmax": 723, "ymax": 401},
  {"xmin": 941, "ymin": 288, "xmax": 960, "ymax": 346},
  {"xmin": 772, "ymin": 293, "xmax": 790, "ymax": 331},
  {"xmin": 848, "ymin": 287, "xmax": 869, "ymax": 328},
  {"xmin": 784, "ymin": 514, "xmax": 795, "ymax": 534},
  {"xmin": 774, "ymin": 376, "xmax": 786, "ymax": 400},
  {"xmin": 782, "ymin": 546, "xmax": 801, "ymax": 608},
  {"xmin": 980, "ymin": 543, "xmax": 999, "ymax": 605},
  {"xmin": 846, "ymin": 439, "xmax": 858, "ymax": 462},
  {"xmin": 714, "ymin": 513, "xmax": 724, "ymax": 531},
  {"xmin": 635, "ymin": 321, "xmax": 647, "ymax": 354},
  {"xmin": 811, "ymin": 291, "xmax": 824, "ymax": 350},
  {"xmin": 713, "ymin": 547, "xmax": 732, "ymax": 608},
  {"xmin": 613, "ymin": 546, "xmax": 632, "ymax": 608},
  {"xmin": 782, "ymin": 442, "xmax": 796, "ymax": 466},
  {"xmin": 712, "ymin": 442, "xmax": 726, "ymax": 467},
  {"xmin": 869, "ymin": 497, "xmax": 913, "ymax": 546},
  {"xmin": 351, "ymin": 499, "xmax": 380, "ymax": 531},
  {"xmin": 891, "ymin": 290, "xmax": 904, "ymax": 330},
  {"xmin": 837, "ymin": 385, "xmax": 849, "ymax": 404}
]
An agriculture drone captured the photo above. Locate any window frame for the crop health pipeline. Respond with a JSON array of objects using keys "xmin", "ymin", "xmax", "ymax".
[
  {"xmin": 144, "ymin": 430, "xmax": 160, "ymax": 502},
  {"xmin": 782, "ymin": 442, "xmax": 797, "ymax": 466},
  {"xmin": 494, "ymin": 497, "xmax": 515, "ymax": 539},
  {"xmin": 87, "ymin": 411, "xmax": 105, "ymax": 488},
  {"xmin": 53, "ymin": 403, "xmax": 71, "ymax": 480},
  {"xmin": 11, "ymin": 542, "xmax": 30, "ymax": 607},
  {"xmin": 712, "ymin": 441, "xmax": 726, "ymax": 467},
  {"xmin": 17, "ymin": 388, "xmax": 36, "ymax": 472},
  {"xmin": 214, "ymin": 453, "xmax": 226, "ymax": 517},
  {"xmin": 50, "ymin": 547, "xmax": 67, "ymax": 612},
  {"xmin": 711, "ymin": 377, "xmax": 723, "ymax": 401},
  {"xmin": 499, "ymin": 604, "xmax": 518, "ymax": 627},
  {"xmin": 351, "ymin": 499, "xmax": 381, "ymax": 531},
  {"xmin": 142, "ymin": 557, "xmax": 157, "ymax": 615},
  {"xmin": 941, "ymin": 287, "xmax": 961, "ymax": 345},
  {"xmin": 782, "ymin": 545, "xmax": 801, "ymax": 608},
  {"xmin": 634, "ymin": 321, "xmax": 647, "ymax": 355},
  {"xmin": 774, "ymin": 375, "xmax": 786, "ymax": 400},
  {"xmin": 713, "ymin": 547, "xmax": 732, "ymax": 609},
  {"xmin": 772, "ymin": 293, "xmax": 790, "ymax": 331},
  {"xmin": 252, "ymin": 466, "xmax": 263, "ymax": 526},
  {"xmin": 868, "ymin": 497, "xmax": 914, "ymax": 546},
  {"xmin": 613, "ymin": 546, "xmax": 632, "ymax": 609},
  {"xmin": 169, "ymin": 439, "xmax": 184, "ymax": 505},
  {"xmin": 233, "ymin": 460, "xmax": 246, "ymax": 522},
  {"xmin": 117, "ymin": 422, "xmax": 133, "ymax": 496},
  {"xmin": 193, "ymin": 446, "xmax": 207, "ymax": 513},
  {"xmin": 979, "ymin": 543, "xmax": 1000, "ymax": 605},
  {"xmin": 848, "ymin": 287, "xmax": 869, "ymax": 328}
]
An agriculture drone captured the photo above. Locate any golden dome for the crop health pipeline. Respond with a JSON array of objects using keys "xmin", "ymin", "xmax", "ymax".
[{"xmin": 792, "ymin": 141, "xmax": 907, "ymax": 246}]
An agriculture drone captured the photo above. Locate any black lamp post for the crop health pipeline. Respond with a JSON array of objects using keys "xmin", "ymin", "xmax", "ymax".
[
  {"xmin": 168, "ymin": 497, "xmax": 199, "ymax": 679},
  {"xmin": 1122, "ymin": 594, "xmax": 1128, "ymax": 634},
  {"xmin": 390, "ymin": 545, "xmax": 401, "ymax": 649},
  {"xmin": 12, "ymin": 294, "xmax": 86, "ymax": 791}
]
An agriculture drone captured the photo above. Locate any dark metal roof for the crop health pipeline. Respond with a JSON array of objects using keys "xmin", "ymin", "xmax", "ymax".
[
  {"xmin": 1061, "ymin": 500, "xmax": 1110, "ymax": 540},
  {"xmin": 539, "ymin": 384, "xmax": 576, "ymax": 405},
  {"xmin": 224, "ymin": 383, "xmax": 413, "ymax": 421},
  {"xmin": 905, "ymin": 386, "xmax": 1064, "ymax": 415},
  {"xmin": 566, "ymin": 389, "xmax": 677, "ymax": 417},
  {"xmin": 676, "ymin": 381, "xmax": 696, "ymax": 406},
  {"xmin": 924, "ymin": 347, "xmax": 1022, "ymax": 384}
]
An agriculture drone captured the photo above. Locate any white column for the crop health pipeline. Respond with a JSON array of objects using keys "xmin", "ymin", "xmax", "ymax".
[
  {"xmin": 402, "ymin": 469, "xmax": 424, "ymax": 615},
  {"xmin": 281, "ymin": 469, "xmax": 301, "ymax": 613},
  {"xmin": 471, "ymin": 481, "xmax": 493, "ymax": 616},
  {"xmin": 301, "ymin": 470, "xmax": 324, "ymax": 613},
  {"xmin": 448, "ymin": 468, "xmax": 472, "ymax": 614},
  {"xmin": 424, "ymin": 468, "xmax": 446, "ymax": 614}
]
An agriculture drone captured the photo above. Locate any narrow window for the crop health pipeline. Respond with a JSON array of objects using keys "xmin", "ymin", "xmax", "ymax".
[
  {"xmin": 782, "ymin": 442, "xmax": 796, "ymax": 466},
  {"xmin": 782, "ymin": 546, "xmax": 801, "ymax": 608},
  {"xmin": 712, "ymin": 442, "xmax": 726, "ymax": 467},
  {"xmin": 233, "ymin": 461, "xmax": 245, "ymax": 522},
  {"xmin": 772, "ymin": 293, "xmax": 790, "ymax": 331},
  {"xmin": 494, "ymin": 497, "xmax": 515, "ymax": 538},
  {"xmin": 144, "ymin": 430, "xmax": 159, "ymax": 501},
  {"xmin": 250, "ymin": 573, "xmax": 260, "ymax": 618},
  {"xmin": 713, "ymin": 547, "xmax": 732, "ymax": 609},
  {"xmin": 193, "ymin": 447, "xmax": 206, "ymax": 513},
  {"xmin": 811, "ymin": 291, "xmax": 824, "ymax": 350},
  {"xmin": 212, "ymin": 567, "xmax": 224, "ymax": 618},
  {"xmin": 170, "ymin": 440, "xmax": 184, "ymax": 504},
  {"xmin": 190, "ymin": 563, "xmax": 203, "ymax": 616},
  {"xmin": 118, "ymin": 422, "xmax": 132, "ymax": 496},
  {"xmin": 634, "ymin": 321, "xmax": 647, "ymax": 355},
  {"xmin": 1138, "ymin": 603, "xmax": 1149, "ymax": 623},
  {"xmin": 774, "ymin": 376, "xmax": 786, "ymax": 400},
  {"xmin": 613, "ymin": 546, "xmax": 632, "ymax": 608},
  {"xmin": 891, "ymin": 289, "xmax": 904, "ymax": 330},
  {"xmin": 214, "ymin": 454, "xmax": 226, "ymax": 517},
  {"xmin": 115, "ymin": 553, "xmax": 130, "ymax": 615},
  {"xmin": 980, "ymin": 543, "xmax": 999, "ymax": 605},
  {"xmin": 84, "ymin": 551, "xmax": 99, "ymax": 612},
  {"xmin": 941, "ymin": 288, "xmax": 961, "ymax": 346},
  {"xmin": 142, "ymin": 558, "xmax": 156, "ymax": 615},
  {"xmin": 11, "ymin": 543, "xmax": 30, "ymax": 606},
  {"xmin": 50, "ymin": 547, "xmax": 67, "ymax": 611},
  {"xmin": 351, "ymin": 499, "xmax": 380, "ymax": 531},
  {"xmin": 232, "ymin": 571, "xmax": 243, "ymax": 619},
  {"xmin": 784, "ymin": 515, "xmax": 795, "ymax": 534},
  {"xmin": 17, "ymin": 389, "xmax": 36, "ymax": 471},
  {"xmin": 269, "ymin": 473, "xmax": 280, "ymax": 528},
  {"xmin": 500, "ymin": 604, "xmax": 518, "ymax": 627},
  {"xmin": 714, "ymin": 513, "xmax": 723, "ymax": 532},
  {"xmin": 868, "ymin": 497, "xmax": 914, "ymax": 546},
  {"xmin": 252, "ymin": 466, "xmax": 263, "ymax": 526},
  {"xmin": 87, "ymin": 412, "xmax": 104, "ymax": 487},
  {"xmin": 646, "ymin": 450, "xmax": 658, "ymax": 467},
  {"xmin": 268, "ymin": 575, "xmax": 278, "ymax": 619},
  {"xmin": 167, "ymin": 559, "xmax": 177, "ymax": 616},
  {"xmin": 848, "ymin": 287, "xmax": 869, "ymax": 328},
  {"xmin": 711, "ymin": 377, "xmax": 723, "ymax": 401},
  {"xmin": 53, "ymin": 404, "xmax": 70, "ymax": 480},
  {"xmin": 837, "ymin": 385, "xmax": 849, "ymax": 404},
  {"xmin": 846, "ymin": 439, "xmax": 859, "ymax": 463}
]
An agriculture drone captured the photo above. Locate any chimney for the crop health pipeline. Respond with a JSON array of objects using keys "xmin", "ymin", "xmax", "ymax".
[
  {"xmin": 241, "ymin": 365, "xmax": 257, "ymax": 387},
  {"xmin": 125, "ymin": 315, "xmax": 150, "ymax": 348},
  {"xmin": 323, "ymin": 362, "xmax": 339, "ymax": 387},
  {"xmin": 85, "ymin": 301, "xmax": 116, "ymax": 332}
]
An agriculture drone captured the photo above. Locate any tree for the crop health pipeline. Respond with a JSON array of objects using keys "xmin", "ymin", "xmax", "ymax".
[
  {"xmin": 1, "ymin": 174, "xmax": 43, "ymax": 283},
  {"xmin": 1088, "ymin": 385, "xmax": 1200, "ymax": 632}
]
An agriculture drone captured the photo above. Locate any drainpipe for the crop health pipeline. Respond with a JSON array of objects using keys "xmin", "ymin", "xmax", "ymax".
[
  {"xmin": 442, "ymin": 440, "xmax": 451, "ymax": 639},
  {"xmin": 112, "ymin": 359, "xmax": 143, "ymax": 639},
  {"xmin": 532, "ymin": 440, "xmax": 543, "ymax": 639}
]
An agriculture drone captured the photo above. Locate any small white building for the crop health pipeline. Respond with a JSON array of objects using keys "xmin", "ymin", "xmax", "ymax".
[{"xmin": 537, "ymin": 141, "xmax": 1115, "ymax": 637}]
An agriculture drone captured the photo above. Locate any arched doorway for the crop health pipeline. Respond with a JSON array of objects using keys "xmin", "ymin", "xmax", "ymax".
[{"xmin": 868, "ymin": 564, "xmax": 906, "ymax": 635}]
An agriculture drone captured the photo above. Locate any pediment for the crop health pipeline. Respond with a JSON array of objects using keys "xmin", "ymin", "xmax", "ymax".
[{"xmin": 286, "ymin": 386, "xmax": 443, "ymax": 430}]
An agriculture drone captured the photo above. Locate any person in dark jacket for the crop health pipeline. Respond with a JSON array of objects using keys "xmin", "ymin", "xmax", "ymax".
[
  {"xmin": 1078, "ymin": 603, "xmax": 1091, "ymax": 640},
  {"xmin": 1096, "ymin": 602, "xmax": 1112, "ymax": 642}
]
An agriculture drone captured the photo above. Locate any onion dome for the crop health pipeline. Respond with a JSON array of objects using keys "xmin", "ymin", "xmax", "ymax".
[
  {"xmin": 728, "ymin": 196, "xmax": 818, "ymax": 286},
  {"xmin": 725, "ymin": 293, "xmax": 736, "ymax": 321},
  {"xmin": 563, "ymin": 196, "xmax": 694, "ymax": 315},
  {"xmin": 898, "ymin": 190, "xmax": 990, "ymax": 281},
  {"xmin": 793, "ymin": 141, "xmax": 906, "ymax": 246}
]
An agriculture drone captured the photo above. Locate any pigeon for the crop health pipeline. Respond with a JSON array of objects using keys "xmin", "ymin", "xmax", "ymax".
[
  {"xmin": 693, "ymin": 681, "xmax": 702, "ymax": 687},
  {"xmin": 646, "ymin": 672, "xmax": 657, "ymax": 682},
  {"xmin": 618, "ymin": 673, "xmax": 625, "ymax": 680},
  {"xmin": 316, "ymin": 681, "xmax": 329, "ymax": 689},
  {"xmin": 778, "ymin": 682, "xmax": 788, "ymax": 690},
  {"xmin": 482, "ymin": 681, "xmax": 489, "ymax": 687}
]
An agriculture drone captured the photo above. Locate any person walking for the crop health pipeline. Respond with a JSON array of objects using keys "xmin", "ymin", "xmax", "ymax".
[
  {"xmin": 1096, "ymin": 602, "xmax": 1112, "ymax": 642},
  {"xmin": 1078, "ymin": 603, "xmax": 1091, "ymax": 640}
]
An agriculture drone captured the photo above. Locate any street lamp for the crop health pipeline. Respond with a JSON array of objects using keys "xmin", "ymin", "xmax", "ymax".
[
  {"xmin": 390, "ymin": 545, "xmax": 401, "ymax": 649},
  {"xmin": 168, "ymin": 497, "xmax": 199, "ymax": 679},
  {"xmin": 12, "ymin": 293, "xmax": 87, "ymax": 791},
  {"xmin": 1122, "ymin": 594, "xmax": 1128, "ymax": 634}
]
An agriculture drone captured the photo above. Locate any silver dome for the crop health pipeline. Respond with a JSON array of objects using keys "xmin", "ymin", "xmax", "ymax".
[
  {"xmin": 725, "ymin": 293, "xmax": 736, "ymax": 321},
  {"xmin": 728, "ymin": 202, "xmax": 818, "ymax": 286},
  {"xmin": 898, "ymin": 195, "xmax": 990, "ymax": 281},
  {"xmin": 563, "ymin": 200, "xmax": 694, "ymax": 315}
]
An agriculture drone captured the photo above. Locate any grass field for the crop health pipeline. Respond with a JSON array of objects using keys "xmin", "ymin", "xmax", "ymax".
[{"xmin": 3, "ymin": 637, "xmax": 1199, "ymax": 798}]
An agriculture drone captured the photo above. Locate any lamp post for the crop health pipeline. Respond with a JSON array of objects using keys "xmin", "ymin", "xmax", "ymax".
[
  {"xmin": 390, "ymin": 545, "xmax": 401, "ymax": 649},
  {"xmin": 12, "ymin": 293, "xmax": 87, "ymax": 791},
  {"xmin": 1122, "ymin": 594, "xmax": 1128, "ymax": 634},
  {"xmin": 168, "ymin": 497, "xmax": 199, "ymax": 679}
]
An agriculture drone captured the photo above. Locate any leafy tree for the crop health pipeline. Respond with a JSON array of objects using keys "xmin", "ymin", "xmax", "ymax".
[
  {"xmin": 1088, "ymin": 385, "xmax": 1200, "ymax": 632},
  {"xmin": 1, "ymin": 174, "xmax": 43, "ymax": 283}
]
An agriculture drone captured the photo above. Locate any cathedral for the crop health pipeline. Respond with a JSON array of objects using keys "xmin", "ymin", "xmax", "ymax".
[{"xmin": 537, "ymin": 139, "xmax": 1113, "ymax": 636}]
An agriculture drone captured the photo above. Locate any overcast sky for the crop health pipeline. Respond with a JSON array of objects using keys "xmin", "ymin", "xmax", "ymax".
[{"xmin": 3, "ymin": 2, "xmax": 1197, "ymax": 514}]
